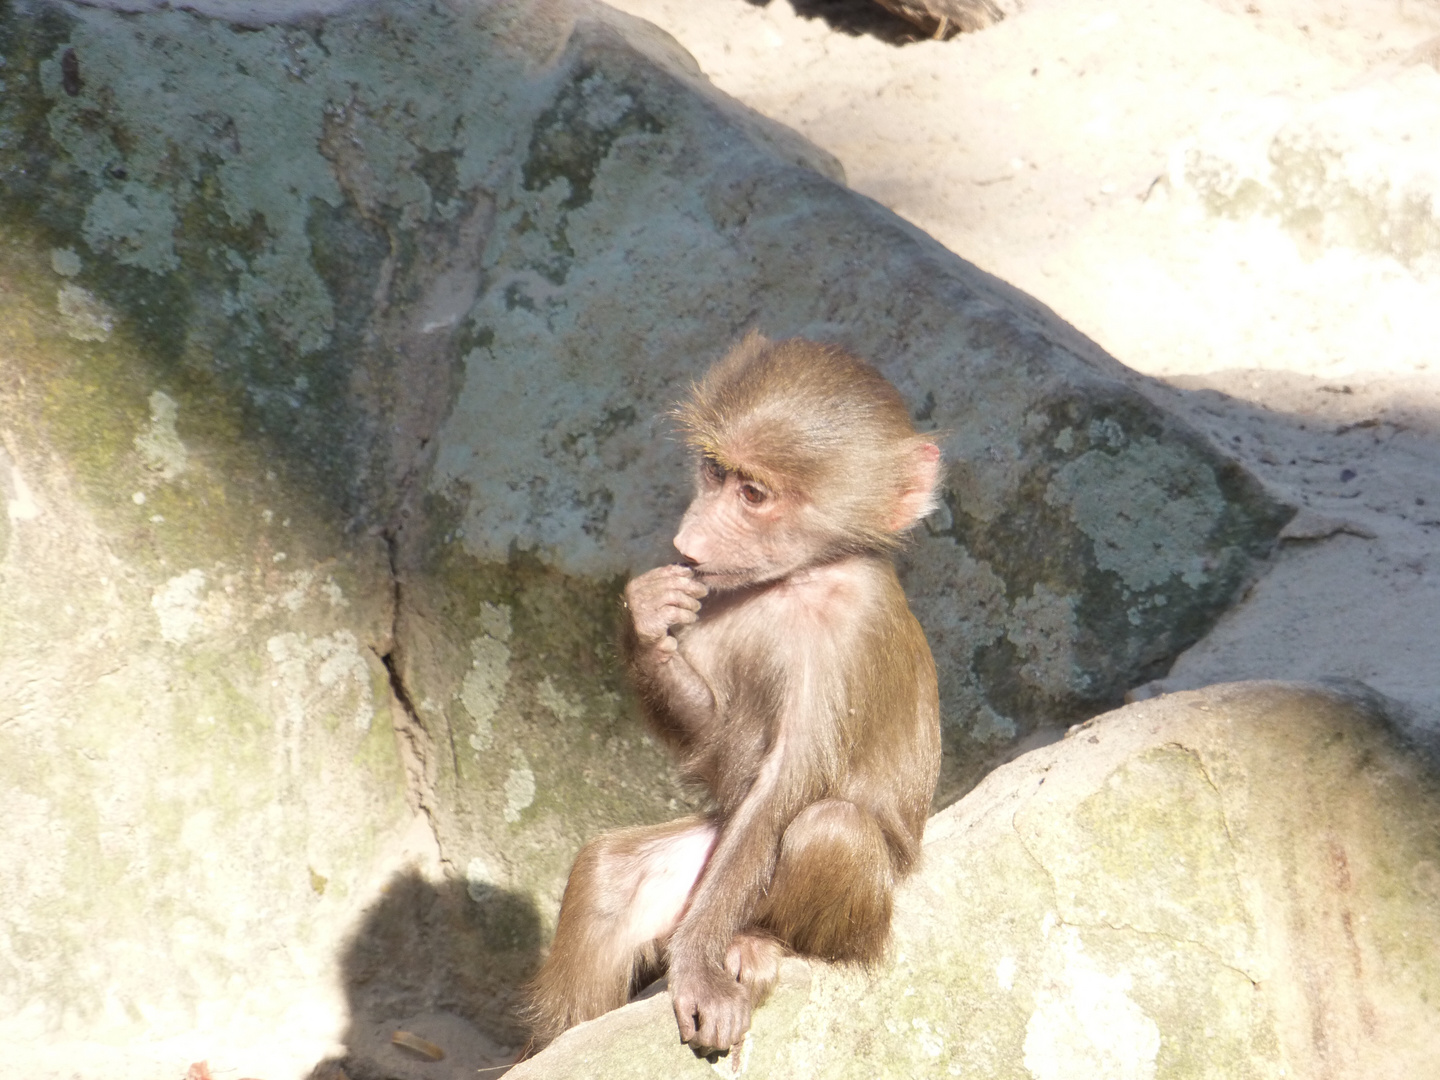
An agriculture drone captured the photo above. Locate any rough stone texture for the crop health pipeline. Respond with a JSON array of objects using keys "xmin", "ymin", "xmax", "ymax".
[
  {"xmin": 0, "ymin": 0, "xmax": 1291, "ymax": 1076},
  {"xmin": 0, "ymin": 155, "xmax": 414, "ymax": 1080},
  {"xmin": 512, "ymin": 680, "xmax": 1440, "ymax": 1080}
]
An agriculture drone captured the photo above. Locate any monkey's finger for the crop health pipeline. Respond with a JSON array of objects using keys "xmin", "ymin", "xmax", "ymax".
[
  {"xmin": 625, "ymin": 564, "xmax": 693, "ymax": 603},
  {"xmin": 629, "ymin": 593, "xmax": 702, "ymax": 631},
  {"xmin": 701, "ymin": 1009, "xmax": 743, "ymax": 1054},
  {"xmin": 647, "ymin": 576, "xmax": 708, "ymax": 603},
  {"xmin": 633, "ymin": 603, "xmax": 697, "ymax": 640},
  {"xmin": 673, "ymin": 999, "xmax": 699, "ymax": 1044},
  {"xmin": 648, "ymin": 585, "xmax": 702, "ymax": 609},
  {"xmin": 649, "ymin": 563, "xmax": 697, "ymax": 584},
  {"xmin": 654, "ymin": 564, "xmax": 709, "ymax": 596},
  {"xmin": 629, "ymin": 579, "xmax": 704, "ymax": 611},
  {"xmin": 692, "ymin": 1014, "xmax": 715, "ymax": 1050},
  {"xmin": 718, "ymin": 1008, "xmax": 748, "ymax": 1052},
  {"xmin": 660, "ymin": 594, "xmax": 702, "ymax": 617},
  {"xmin": 675, "ymin": 577, "xmax": 710, "ymax": 599}
]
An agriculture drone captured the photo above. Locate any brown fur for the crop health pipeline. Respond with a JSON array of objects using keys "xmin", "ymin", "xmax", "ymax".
[
  {"xmin": 524, "ymin": 335, "xmax": 942, "ymax": 1053},
  {"xmin": 673, "ymin": 332, "xmax": 940, "ymax": 553}
]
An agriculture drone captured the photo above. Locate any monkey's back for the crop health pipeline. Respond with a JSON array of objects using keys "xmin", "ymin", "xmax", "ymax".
[{"xmin": 835, "ymin": 558, "xmax": 940, "ymax": 875}]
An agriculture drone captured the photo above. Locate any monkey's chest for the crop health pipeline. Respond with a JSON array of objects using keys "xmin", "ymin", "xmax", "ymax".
[{"xmin": 674, "ymin": 615, "xmax": 793, "ymax": 791}]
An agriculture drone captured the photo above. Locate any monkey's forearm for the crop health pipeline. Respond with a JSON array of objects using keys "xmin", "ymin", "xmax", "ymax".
[
  {"xmin": 621, "ymin": 620, "xmax": 716, "ymax": 740},
  {"xmin": 667, "ymin": 760, "xmax": 798, "ymax": 969},
  {"xmin": 665, "ymin": 806, "xmax": 780, "ymax": 1053},
  {"xmin": 620, "ymin": 563, "xmax": 715, "ymax": 738},
  {"xmin": 668, "ymin": 849, "xmax": 773, "ymax": 979}
]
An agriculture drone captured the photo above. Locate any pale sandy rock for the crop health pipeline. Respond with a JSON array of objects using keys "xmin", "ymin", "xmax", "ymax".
[{"xmin": 514, "ymin": 681, "xmax": 1440, "ymax": 1080}]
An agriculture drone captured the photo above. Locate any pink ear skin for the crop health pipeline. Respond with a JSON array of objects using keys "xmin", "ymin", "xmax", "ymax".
[{"xmin": 889, "ymin": 441, "xmax": 942, "ymax": 533}]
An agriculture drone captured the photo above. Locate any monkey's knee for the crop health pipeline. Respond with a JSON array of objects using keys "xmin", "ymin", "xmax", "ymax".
[
  {"xmin": 759, "ymin": 799, "xmax": 894, "ymax": 963},
  {"xmin": 523, "ymin": 838, "xmax": 634, "ymax": 1042},
  {"xmin": 524, "ymin": 819, "xmax": 714, "ymax": 1044}
]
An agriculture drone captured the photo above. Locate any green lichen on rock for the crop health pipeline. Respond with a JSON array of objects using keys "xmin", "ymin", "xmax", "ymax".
[
  {"xmin": 397, "ymin": 494, "xmax": 693, "ymax": 910},
  {"xmin": 914, "ymin": 389, "xmax": 1291, "ymax": 801},
  {"xmin": 0, "ymin": 0, "xmax": 533, "ymax": 522},
  {"xmin": 524, "ymin": 63, "xmax": 666, "ymax": 212},
  {"xmin": 1187, "ymin": 136, "xmax": 1440, "ymax": 265},
  {"xmin": 0, "ymin": 310, "xmax": 407, "ymax": 1038},
  {"xmin": 0, "ymin": 12, "xmax": 413, "ymax": 1040},
  {"xmin": 1065, "ymin": 748, "xmax": 1252, "ymax": 958},
  {"xmin": 518, "ymin": 62, "xmax": 666, "ymax": 283}
]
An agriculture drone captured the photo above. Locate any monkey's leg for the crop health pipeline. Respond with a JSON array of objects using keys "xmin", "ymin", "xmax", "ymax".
[
  {"xmin": 755, "ymin": 798, "xmax": 894, "ymax": 965},
  {"xmin": 524, "ymin": 816, "xmax": 717, "ymax": 1044}
]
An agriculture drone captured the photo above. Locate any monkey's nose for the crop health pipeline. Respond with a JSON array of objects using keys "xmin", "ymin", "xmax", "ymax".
[{"xmin": 672, "ymin": 525, "xmax": 702, "ymax": 565}]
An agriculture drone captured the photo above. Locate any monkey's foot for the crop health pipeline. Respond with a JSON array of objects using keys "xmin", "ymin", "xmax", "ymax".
[
  {"xmin": 725, "ymin": 930, "xmax": 783, "ymax": 1005},
  {"xmin": 671, "ymin": 962, "xmax": 754, "ymax": 1052}
]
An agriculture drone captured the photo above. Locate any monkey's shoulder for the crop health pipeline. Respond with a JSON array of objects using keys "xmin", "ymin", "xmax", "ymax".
[
  {"xmin": 779, "ymin": 556, "xmax": 901, "ymax": 613},
  {"xmin": 679, "ymin": 557, "xmax": 904, "ymax": 668}
]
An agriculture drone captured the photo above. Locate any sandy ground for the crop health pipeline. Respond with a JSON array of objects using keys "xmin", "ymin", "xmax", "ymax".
[{"xmin": 608, "ymin": 0, "xmax": 1440, "ymax": 736}]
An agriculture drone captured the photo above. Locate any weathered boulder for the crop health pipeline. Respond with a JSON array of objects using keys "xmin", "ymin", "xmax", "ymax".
[
  {"xmin": 0, "ymin": 0, "xmax": 1289, "ymax": 1075},
  {"xmin": 513, "ymin": 680, "xmax": 1440, "ymax": 1079}
]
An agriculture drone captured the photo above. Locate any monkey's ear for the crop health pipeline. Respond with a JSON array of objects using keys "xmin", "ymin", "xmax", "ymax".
[{"xmin": 890, "ymin": 441, "xmax": 942, "ymax": 532}]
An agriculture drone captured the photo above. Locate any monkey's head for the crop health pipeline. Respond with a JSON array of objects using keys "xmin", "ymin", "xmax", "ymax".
[{"xmin": 671, "ymin": 333, "xmax": 942, "ymax": 589}]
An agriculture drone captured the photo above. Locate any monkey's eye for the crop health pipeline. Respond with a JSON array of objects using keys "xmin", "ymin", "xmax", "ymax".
[
  {"xmin": 738, "ymin": 481, "xmax": 769, "ymax": 506},
  {"xmin": 701, "ymin": 456, "xmax": 728, "ymax": 485}
]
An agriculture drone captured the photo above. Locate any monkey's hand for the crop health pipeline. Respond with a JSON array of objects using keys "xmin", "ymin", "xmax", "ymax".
[
  {"xmin": 624, "ymin": 564, "xmax": 707, "ymax": 663},
  {"xmin": 669, "ymin": 961, "xmax": 753, "ymax": 1054}
]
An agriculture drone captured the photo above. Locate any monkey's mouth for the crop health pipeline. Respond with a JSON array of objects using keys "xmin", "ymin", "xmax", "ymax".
[
  {"xmin": 692, "ymin": 567, "xmax": 774, "ymax": 592},
  {"xmin": 692, "ymin": 567, "xmax": 760, "ymax": 585}
]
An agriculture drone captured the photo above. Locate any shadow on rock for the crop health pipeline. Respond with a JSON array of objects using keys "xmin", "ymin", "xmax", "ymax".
[{"xmin": 311, "ymin": 869, "xmax": 542, "ymax": 1080}]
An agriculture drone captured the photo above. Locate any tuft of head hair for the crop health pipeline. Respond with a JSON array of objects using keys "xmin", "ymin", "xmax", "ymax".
[{"xmin": 674, "ymin": 332, "xmax": 942, "ymax": 553}]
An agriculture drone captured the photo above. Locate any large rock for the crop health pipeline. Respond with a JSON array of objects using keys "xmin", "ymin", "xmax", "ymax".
[
  {"xmin": 513, "ymin": 680, "xmax": 1440, "ymax": 1079},
  {"xmin": 0, "ymin": 0, "xmax": 1289, "ymax": 1075}
]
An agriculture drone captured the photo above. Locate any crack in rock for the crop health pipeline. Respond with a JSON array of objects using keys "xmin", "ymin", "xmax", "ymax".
[{"xmin": 378, "ymin": 529, "xmax": 452, "ymax": 873}]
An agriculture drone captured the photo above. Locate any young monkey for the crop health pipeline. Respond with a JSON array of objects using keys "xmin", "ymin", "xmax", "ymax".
[{"xmin": 524, "ymin": 333, "xmax": 943, "ymax": 1054}]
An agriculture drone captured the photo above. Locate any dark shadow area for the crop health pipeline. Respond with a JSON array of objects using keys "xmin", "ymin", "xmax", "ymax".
[
  {"xmin": 744, "ymin": 0, "xmax": 927, "ymax": 45},
  {"xmin": 309, "ymin": 870, "xmax": 542, "ymax": 1080}
]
